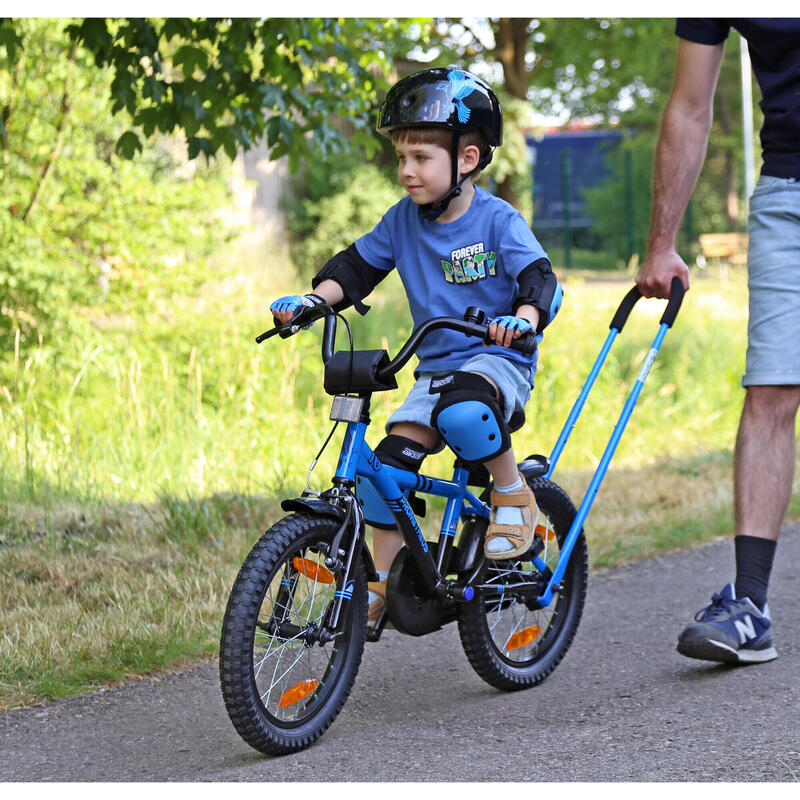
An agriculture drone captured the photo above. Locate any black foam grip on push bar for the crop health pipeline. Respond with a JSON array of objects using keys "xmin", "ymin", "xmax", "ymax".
[
  {"xmin": 609, "ymin": 286, "xmax": 642, "ymax": 332},
  {"xmin": 659, "ymin": 276, "xmax": 685, "ymax": 328}
]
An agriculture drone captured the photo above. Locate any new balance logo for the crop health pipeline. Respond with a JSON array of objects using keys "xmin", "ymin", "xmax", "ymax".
[{"xmin": 733, "ymin": 614, "xmax": 757, "ymax": 644}]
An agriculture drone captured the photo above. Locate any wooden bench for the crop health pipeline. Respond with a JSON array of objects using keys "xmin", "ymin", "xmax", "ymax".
[{"xmin": 698, "ymin": 232, "xmax": 749, "ymax": 266}]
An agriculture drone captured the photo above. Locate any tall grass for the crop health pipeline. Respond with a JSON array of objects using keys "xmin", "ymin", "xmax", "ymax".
[
  {"xmin": 0, "ymin": 270, "xmax": 749, "ymax": 505},
  {"xmin": 4, "ymin": 257, "xmax": 799, "ymax": 708}
]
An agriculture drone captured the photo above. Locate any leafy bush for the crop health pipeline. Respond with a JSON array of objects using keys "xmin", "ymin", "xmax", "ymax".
[
  {"xmin": 286, "ymin": 162, "xmax": 403, "ymax": 280},
  {"xmin": 0, "ymin": 19, "xmax": 236, "ymax": 348}
]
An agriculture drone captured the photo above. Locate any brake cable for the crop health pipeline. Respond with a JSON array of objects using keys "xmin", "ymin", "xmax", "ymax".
[{"xmin": 304, "ymin": 311, "xmax": 354, "ymax": 493}]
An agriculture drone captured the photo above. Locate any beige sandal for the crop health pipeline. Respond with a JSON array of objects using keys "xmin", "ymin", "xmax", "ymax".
[
  {"xmin": 484, "ymin": 473, "xmax": 540, "ymax": 560},
  {"xmin": 367, "ymin": 579, "xmax": 387, "ymax": 623}
]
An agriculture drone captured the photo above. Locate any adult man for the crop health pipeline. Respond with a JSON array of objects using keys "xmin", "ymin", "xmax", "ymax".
[{"xmin": 636, "ymin": 19, "xmax": 800, "ymax": 664}]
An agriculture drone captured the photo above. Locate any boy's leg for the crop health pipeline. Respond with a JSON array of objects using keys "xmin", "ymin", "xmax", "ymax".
[
  {"xmin": 470, "ymin": 373, "xmax": 539, "ymax": 558},
  {"xmin": 364, "ymin": 421, "xmax": 438, "ymax": 621},
  {"xmin": 427, "ymin": 356, "xmax": 536, "ymax": 560},
  {"xmin": 370, "ymin": 421, "xmax": 439, "ymax": 572}
]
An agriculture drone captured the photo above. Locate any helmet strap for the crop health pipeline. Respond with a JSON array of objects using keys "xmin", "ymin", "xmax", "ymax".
[
  {"xmin": 420, "ymin": 132, "xmax": 465, "ymax": 222},
  {"xmin": 420, "ymin": 134, "xmax": 495, "ymax": 222}
]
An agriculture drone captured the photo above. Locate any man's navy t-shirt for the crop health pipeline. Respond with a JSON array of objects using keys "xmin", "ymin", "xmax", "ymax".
[{"xmin": 676, "ymin": 18, "xmax": 800, "ymax": 178}]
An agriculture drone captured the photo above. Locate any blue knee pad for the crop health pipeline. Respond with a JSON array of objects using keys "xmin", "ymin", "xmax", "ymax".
[
  {"xmin": 429, "ymin": 372, "xmax": 511, "ymax": 462},
  {"xmin": 355, "ymin": 435, "xmax": 428, "ymax": 528}
]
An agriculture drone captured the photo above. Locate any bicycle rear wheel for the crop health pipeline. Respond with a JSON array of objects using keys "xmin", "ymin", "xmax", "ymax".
[
  {"xmin": 219, "ymin": 513, "xmax": 368, "ymax": 755},
  {"xmin": 457, "ymin": 477, "xmax": 587, "ymax": 691}
]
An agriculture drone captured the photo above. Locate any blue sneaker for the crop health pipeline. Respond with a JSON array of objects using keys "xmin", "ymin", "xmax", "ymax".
[{"xmin": 677, "ymin": 583, "xmax": 778, "ymax": 664}]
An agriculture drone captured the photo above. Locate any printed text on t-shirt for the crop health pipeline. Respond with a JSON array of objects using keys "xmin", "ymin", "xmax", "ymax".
[{"xmin": 441, "ymin": 241, "xmax": 497, "ymax": 284}]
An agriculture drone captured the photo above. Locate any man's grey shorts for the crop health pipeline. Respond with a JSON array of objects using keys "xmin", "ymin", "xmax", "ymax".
[
  {"xmin": 385, "ymin": 353, "xmax": 532, "ymax": 445},
  {"xmin": 744, "ymin": 175, "xmax": 800, "ymax": 387}
]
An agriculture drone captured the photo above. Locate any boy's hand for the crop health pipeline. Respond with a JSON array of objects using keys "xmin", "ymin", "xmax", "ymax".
[
  {"xmin": 487, "ymin": 315, "xmax": 534, "ymax": 348},
  {"xmin": 270, "ymin": 294, "xmax": 325, "ymax": 326}
]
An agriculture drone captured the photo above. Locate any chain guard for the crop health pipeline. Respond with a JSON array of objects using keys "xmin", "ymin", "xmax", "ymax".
[{"xmin": 386, "ymin": 541, "xmax": 457, "ymax": 636}]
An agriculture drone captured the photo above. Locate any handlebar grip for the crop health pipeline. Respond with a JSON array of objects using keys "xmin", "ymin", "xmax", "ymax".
[
  {"xmin": 609, "ymin": 286, "xmax": 642, "ymax": 332},
  {"xmin": 510, "ymin": 332, "xmax": 537, "ymax": 356},
  {"xmin": 659, "ymin": 276, "xmax": 685, "ymax": 328},
  {"xmin": 479, "ymin": 324, "xmax": 537, "ymax": 356},
  {"xmin": 256, "ymin": 320, "xmax": 283, "ymax": 343}
]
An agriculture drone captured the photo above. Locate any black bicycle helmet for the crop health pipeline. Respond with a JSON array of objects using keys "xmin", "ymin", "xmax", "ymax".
[{"xmin": 378, "ymin": 67, "xmax": 503, "ymax": 220}]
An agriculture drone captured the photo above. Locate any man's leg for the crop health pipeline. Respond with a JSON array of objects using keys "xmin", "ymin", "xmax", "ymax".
[
  {"xmin": 676, "ymin": 175, "xmax": 800, "ymax": 664},
  {"xmin": 734, "ymin": 384, "xmax": 800, "ymax": 541},
  {"xmin": 676, "ymin": 385, "xmax": 798, "ymax": 664},
  {"xmin": 732, "ymin": 384, "xmax": 800, "ymax": 608}
]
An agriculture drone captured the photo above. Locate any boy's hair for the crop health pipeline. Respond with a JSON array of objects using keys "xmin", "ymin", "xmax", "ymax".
[{"xmin": 392, "ymin": 127, "xmax": 491, "ymax": 168}]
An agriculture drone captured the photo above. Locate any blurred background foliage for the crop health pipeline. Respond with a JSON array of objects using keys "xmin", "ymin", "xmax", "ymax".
[
  {"xmin": 1, "ymin": 19, "xmax": 235, "ymax": 352},
  {"xmin": 1, "ymin": 16, "xmax": 761, "ymax": 346}
]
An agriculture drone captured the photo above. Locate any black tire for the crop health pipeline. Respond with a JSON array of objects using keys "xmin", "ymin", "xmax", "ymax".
[
  {"xmin": 457, "ymin": 477, "xmax": 588, "ymax": 691},
  {"xmin": 219, "ymin": 513, "xmax": 368, "ymax": 755}
]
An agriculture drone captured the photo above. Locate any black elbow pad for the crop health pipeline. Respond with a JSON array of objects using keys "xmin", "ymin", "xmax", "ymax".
[
  {"xmin": 312, "ymin": 244, "xmax": 389, "ymax": 315},
  {"xmin": 513, "ymin": 258, "xmax": 563, "ymax": 332}
]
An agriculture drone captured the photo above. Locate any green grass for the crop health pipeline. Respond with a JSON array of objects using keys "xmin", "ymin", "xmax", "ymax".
[{"xmin": 2, "ymin": 252, "xmax": 798, "ymax": 709}]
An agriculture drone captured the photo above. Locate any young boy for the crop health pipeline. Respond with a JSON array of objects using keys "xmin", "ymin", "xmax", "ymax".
[{"xmin": 270, "ymin": 68, "xmax": 561, "ymax": 623}]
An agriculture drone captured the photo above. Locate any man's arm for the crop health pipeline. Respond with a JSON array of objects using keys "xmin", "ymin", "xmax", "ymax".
[{"xmin": 636, "ymin": 38, "xmax": 726, "ymax": 298}]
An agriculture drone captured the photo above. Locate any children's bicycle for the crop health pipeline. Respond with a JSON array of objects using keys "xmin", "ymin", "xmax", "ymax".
[{"xmin": 218, "ymin": 281, "xmax": 684, "ymax": 756}]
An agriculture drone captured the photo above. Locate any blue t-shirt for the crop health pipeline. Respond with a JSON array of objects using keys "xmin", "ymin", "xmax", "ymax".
[
  {"xmin": 676, "ymin": 18, "xmax": 800, "ymax": 179},
  {"xmin": 354, "ymin": 186, "xmax": 548, "ymax": 384}
]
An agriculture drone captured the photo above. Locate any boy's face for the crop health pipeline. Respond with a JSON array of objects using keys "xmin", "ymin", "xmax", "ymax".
[{"xmin": 394, "ymin": 139, "xmax": 453, "ymax": 206}]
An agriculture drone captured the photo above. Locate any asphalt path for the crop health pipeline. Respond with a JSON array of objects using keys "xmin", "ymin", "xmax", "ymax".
[{"xmin": 2, "ymin": 524, "xmax": 799, "ymax": 782}]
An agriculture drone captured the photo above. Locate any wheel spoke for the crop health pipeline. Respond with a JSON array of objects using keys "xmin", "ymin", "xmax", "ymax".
[
  {"xmin": 251, "ymin": 549, "xmax": 343, "ymax": 719},
  {"xmin": 219, "ymin": 514, "xmax": 368, "ymax": 755}
]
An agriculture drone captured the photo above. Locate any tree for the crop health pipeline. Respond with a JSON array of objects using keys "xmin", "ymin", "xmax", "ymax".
[
  {"xmin": 421, "ymin": 18, "xmax": 757, "ymax": 235},
  {"xmin": 1, "ymin": 17, "xmax": 406, "ymax": 168},
  {"xmin": 398, "ymin": 19, "xmax": 677, "ymax": 210},
  {"xmin": 0, "ymin": 19, "xmax": 235, "ymax": 346}
]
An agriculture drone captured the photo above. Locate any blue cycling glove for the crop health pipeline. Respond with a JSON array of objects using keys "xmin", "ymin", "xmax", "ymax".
[
  {"xmin": 270, "ymin": 294, "xmax": 325, "ymax": 316},
  {"xmin": 270, "ymin": 294, "xmax": 326, "ymax": 328},
  {"xmin": 489, "ymin": 315, "xmax": 534, "ymax": 335}
]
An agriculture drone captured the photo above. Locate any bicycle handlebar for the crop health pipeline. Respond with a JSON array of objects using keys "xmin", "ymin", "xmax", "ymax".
[
  {"xmin": 375, "ymin": 313, "xmax": 536, "ymax": 384},
  {"xmin": 256, "ymin": 305, "xmax": 538, "ymax": 381}
]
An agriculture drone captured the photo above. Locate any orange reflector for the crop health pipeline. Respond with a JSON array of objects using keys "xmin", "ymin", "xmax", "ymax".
[
  {"xmin": 535, "ymin": 521, "xmax": 555, "ymax": 542},
  {"xmin": 505, "ymin": 625, "xmax": 542, "ymax": 651},
  {"xmin": 292, "ymin": 557, "xmax": 335, "ymax": 584},
  {"xmin": 278, "ymin": 678, "xmax": 318, "ymax": 708}
]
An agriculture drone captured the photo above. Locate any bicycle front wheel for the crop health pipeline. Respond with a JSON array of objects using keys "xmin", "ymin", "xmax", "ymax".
[
  {"xmin": 219, "ymin": 513, "xmax": 368, "ymax": 755},
  {"xmin": 457, "ymin": 477, "xmax": 588, "ymax": 691}
]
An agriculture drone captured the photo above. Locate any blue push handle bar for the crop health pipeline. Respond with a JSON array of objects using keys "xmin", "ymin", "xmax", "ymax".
[
  {"xmin": 546, "ymin": 277, "xmax": 684, "ymax": 477},
  {"xmin": 537, "ymin": 278, "xmax": 684, "ymax": 606}
]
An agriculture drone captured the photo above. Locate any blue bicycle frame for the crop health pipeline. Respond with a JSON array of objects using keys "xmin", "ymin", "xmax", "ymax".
[
  {"xmin": 277, "ymin": 284, "xmax": 682, "ymax": 620},
  {"xmin": 331, "ymin": 280, "xmax": 683, "ymax": 612},
  {"xmin": 333, "ymin": 417, "xmax": 555, "ymax": 606},
  {"xmin": 335, "ymin": 420, "xmax": 489, "ymax": 587}
]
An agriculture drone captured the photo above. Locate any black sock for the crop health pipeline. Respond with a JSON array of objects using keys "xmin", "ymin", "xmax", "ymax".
[{"xmin": 734, "ymin": 535, "xmax": 777, "ymax": 611}]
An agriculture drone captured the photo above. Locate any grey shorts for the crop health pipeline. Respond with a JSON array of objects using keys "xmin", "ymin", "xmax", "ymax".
[
  {"xmin": 744, "ymin": 175, "xmax": 800, "ymax": 387},
  {"xmin": 385, "ymin": 353, "xmax": 532, "ymax": 445}
]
